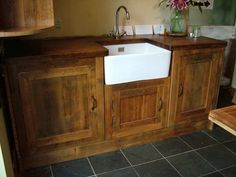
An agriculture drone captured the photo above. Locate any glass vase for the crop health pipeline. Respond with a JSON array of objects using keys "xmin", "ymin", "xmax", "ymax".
[{"xmin": 170, "ymin": 10, "xmax": 188, "ymax": 35}]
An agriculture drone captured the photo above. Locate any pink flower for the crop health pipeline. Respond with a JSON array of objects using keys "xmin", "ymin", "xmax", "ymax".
[{"xmin": 167, "ymin": 0, "xmax": 189, "ymax": 10}]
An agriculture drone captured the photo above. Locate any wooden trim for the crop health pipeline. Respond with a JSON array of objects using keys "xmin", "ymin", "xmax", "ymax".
[
  {"xmin": 0, "ymin": 26, "xmax": 54, "ymax": 38},
  {"xmin": 22, "ymin": 119, "xmax": 210, "ymax": 170}
]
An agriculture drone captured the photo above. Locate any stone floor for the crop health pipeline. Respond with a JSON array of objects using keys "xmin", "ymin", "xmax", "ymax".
[{"xmin": 23, "ymin": 126, "xmax": 236, "ymax": 177}]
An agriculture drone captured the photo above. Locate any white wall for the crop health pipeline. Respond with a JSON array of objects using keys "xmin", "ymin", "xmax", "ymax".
[
  {"xmin": 0, "ymin": 145, "xmax": 7, "ymax": 177},
  {"xmin": 231, "ymin": 22, "xmax": 236, "ymax": 88},
  {"xmin": 0, "ymin": 108, "xmax": 14, "ymax": 177}
]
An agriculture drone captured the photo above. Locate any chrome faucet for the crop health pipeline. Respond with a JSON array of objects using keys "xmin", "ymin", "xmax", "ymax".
[{"xmin": 113, "ymin": 5, "xmax": 130, "ymax": 39}]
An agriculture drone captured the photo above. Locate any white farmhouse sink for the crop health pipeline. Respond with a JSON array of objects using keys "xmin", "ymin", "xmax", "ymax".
[{"xmin": 104, "ymin": 43, "xmax": 171, "ymax": 85}]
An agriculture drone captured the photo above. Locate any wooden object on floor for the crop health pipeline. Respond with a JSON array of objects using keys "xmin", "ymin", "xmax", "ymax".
[{"xmin": 209, "ymin": 105, "xmax": 236, "ymax": 136}]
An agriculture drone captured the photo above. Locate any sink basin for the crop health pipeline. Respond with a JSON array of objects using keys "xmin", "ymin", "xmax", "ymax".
[{"xmin": 104, "ymin": 43, "xmax": 171, "ymax": 85}]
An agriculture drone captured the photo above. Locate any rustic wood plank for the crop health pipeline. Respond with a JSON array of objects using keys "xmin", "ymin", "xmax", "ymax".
[{"xmin": 0, "ymin": 0, "xmax": 54, "ymax": 37}]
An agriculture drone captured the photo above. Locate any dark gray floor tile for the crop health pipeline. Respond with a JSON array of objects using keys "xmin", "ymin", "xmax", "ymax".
[
  {"xmin": 167, "ymin": 151, "xmax": 215, "ymax": 177},
  {"xmin": 180, "ymin": 131, "xmax": 217, "ymax": 149},
  {"xmin": 97, "ymin": 167, "xmax": 138, "ymax": 177},
  {"xmin": 220, "ymin": 165, "xmax": 236, "ymax": 177},
  {"xmin": 153, "ymin": 137, "xmax": 192, "ymax": 157},
  {"xmin": 23, "ymin": 166, "xmax": 52, "ymax": 177},
  {"xmin": 135, "ymin": 159, "xmax": 181, "ymax": 177},
  {"xmin": 204, "ymin": 126, "xmax": 235, "ymax": 143},
  {"xmin": 89, "ymin": 150, "xmax": 130, "ymax": 174},
  {"xmin": 224, "ymin": 140, "xmax": 236, "ymax": 154},
  {"xmin": 52, "ymin": 158, "xmax": 93, "ymax": 177},
  {"xmin": 197, "ymin": 144, "xmax": 236, "ymax": 169},
  {"xmin": 201, "ymin": 172, "xmax": 224, "ymax": 177},
  {"xmin": 122, "ymin": 143, "xmax": 162, "ymax": 165}
]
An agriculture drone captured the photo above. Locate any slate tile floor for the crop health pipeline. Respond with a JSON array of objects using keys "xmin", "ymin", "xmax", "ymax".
[{"xmin": 23, "ymin": 126, "xmax": 236, "ymax": 177}]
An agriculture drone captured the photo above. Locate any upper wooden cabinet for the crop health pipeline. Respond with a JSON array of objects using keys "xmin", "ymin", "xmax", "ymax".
[
  {"xmin": 0, "ymin": 0, "xmax": 54, "ymax": 37},
  {"xmin": 168, "ymin": 48, "xmax": 225, "ymax": 125},
  {"xmin": 105, "ymin": 78, "xmax": 169, "ymax": 139},
  {"xmin": 5, "ymin": 56, "xmax": 104, "ymax": 169}
]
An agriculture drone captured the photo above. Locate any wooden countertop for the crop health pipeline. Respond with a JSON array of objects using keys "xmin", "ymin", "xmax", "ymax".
[
  {"xmin": 97, "ymin": 35, "xmax": 227, "ymax": 50},
  {"xmin": 4, "ymin": 35, "xmax": 227, "ymax": 59}
]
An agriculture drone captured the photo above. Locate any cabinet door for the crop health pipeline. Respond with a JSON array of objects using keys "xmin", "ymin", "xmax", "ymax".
[
  {"xmin": 169, "ymin": 48, "xmax": 224, "ymax": 125},
  {"xmin": 105, "ymin": 79, "xmax": 169, "ymax": 139},
  {"xmin": 6, "ymin": 57, "xmax": 104, "ymax": 156}
]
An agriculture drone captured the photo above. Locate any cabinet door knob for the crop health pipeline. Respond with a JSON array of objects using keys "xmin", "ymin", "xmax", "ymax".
[
  {"xmin": 159, "ymin": 97, "xmax": 163, "ymax": 111},
  {"xmin": 178, "ymin": 83, "xmax": 184, "ymax": 97},
  {"xmin": 91, "ymin": 96, "xmax": 97, "ymax": 111}
]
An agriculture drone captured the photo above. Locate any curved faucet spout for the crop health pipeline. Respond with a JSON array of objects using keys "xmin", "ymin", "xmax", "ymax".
[{"xmin": 114, "ymin": 5, "xmax": 130, "ymax": 39}]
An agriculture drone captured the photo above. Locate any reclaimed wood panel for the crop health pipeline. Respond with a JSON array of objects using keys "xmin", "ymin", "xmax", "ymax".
[{"xmin": 209, "ymin": 105, "xmax": 236, "ymax": 136}]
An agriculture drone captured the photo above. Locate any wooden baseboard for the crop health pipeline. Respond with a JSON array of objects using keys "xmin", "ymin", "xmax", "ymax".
[{"xmin": 20, "ymin": 119, "xmax": 210, "ymax": 170}]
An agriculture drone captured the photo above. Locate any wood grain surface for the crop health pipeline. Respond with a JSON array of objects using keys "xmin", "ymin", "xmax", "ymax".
[{"xmin": 209, "ymin": 105, "xmax": 236, "ymax": 136}]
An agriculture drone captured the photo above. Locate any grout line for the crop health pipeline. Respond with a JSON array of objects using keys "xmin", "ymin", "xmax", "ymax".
[
  {"xmin": 151, "ymin": 143, "xmax": 184, "ymax": 177},
  {"xmin": 216, "ymin": 165, "xmax": 236, "ymax": 177},
  {"xmin": 177, "ymin": 136, "xmax": 194, "ymax": 149},
  {"xmin": 220, "ymin": 138, "xmax": 236, "ymax": 156},
  {"xmin": 179, "ymin": 133, "xmax": 219, "ymax": 149},
  {"xmin": 95, "ymin": 166, "xmax": 132, "ymax": 176},
  {"xmin": 194, "ymin": 148, "xmax": 228, "ymax": 177},
  {"xmin": 178, "ymin": 136, "xmax": 221, "ymax": 175},
  {"xmin": 217, "ymin": 164, "xmax": 236, "ymax": 177},
  {"xmin": 178, "ymin": 136, "xmax": 236, "ymax": 177},
  {"xmin": 186, "ymin": 132, "xmax": 236, "ymax": 165},
  {"xmin": 201, "ymin": 130, "xmax": 222, "ymax": 143},
  {"xmin": 202, "ymin": 128, "xmax": 236, "ymax": 144},
  {"xmin": 49, "ymin": 165, "xmax": 54, "ymax": 177},
  {"xmin": 178, "ymin": 136, "xmax": 223, "ymax": 152},
  {"xmin": 119, "ymin": 149, "xmax": 132, "ymax": 166},
  {"xmin": 87, "ymin": 157, "xmax": 97, "ymax": 177},
  {"xmin": 198, "ymin": 171, "xmax": 223, "ymax": 177},
  {"xmin": 131, "ymin": 158, "xmax": 164, "ymax": 167},
  {"xmin": 195, "ymin": 150, "xmax": 218, "ymax": 171},
  {"xmin": 120, "ymin": 149, "xmax": 141, "ymax": 177},
  {"xmin": 221, "ymin": 138, "xmax": 236, "ymax": 144}
]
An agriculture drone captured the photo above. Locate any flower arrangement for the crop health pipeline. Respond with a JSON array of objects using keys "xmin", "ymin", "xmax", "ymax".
[
  {"xmin": 159, "ymin": 0, "xmax": 211, "ymax": 35},
  {"xmin": 159, "ymin": 0, "xmax": 210, "ymax": 12}
]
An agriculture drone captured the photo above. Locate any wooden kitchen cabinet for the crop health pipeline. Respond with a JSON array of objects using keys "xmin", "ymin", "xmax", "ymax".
[
  {"xmin": 2, "ymin": 37, "xmax": 226, "ymax": 172},
  {"xmin": 0, "ymin": 0, "xmax": 54, "ymax": 37},
  {"xmin": 168, "ymin": 48, "xmax": 224, "ymax": 125},
  {"xmin": 4, "ymin": 56, "xmax": 104, "ymax": 169},
  {"xmin": 105, "ymin": 78, "xmax": 170, "ymax": 139}
]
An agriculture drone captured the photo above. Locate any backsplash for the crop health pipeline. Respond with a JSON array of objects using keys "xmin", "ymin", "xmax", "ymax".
[
  {"xmin": 200, "ymin": 25, "xmax": 236, "ymax": 86},
  {"xmin": 200, "ymin": 26, "xmax": 236, "ymax": 40}
]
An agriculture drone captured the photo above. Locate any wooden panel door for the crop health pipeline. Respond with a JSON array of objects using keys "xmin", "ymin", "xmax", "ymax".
[
  {"xmin": 6, "ymin": 57, "xmax": 104, "ymax": 157},
  {"xmin": 105, "ymin": 79, "xmax": 169, "ymax": 139},
  {"xmin": 169, "ymin": 48, "xmax": 224, "ymax": 125}
]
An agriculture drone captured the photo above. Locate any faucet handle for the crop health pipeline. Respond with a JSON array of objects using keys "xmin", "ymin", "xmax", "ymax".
[
  {"xmin": 107, "ymin": 31, "xmax": 115, "ymax": 37},
  {"xmin": 119, "ymin": 31, "xmax": 127, "ymax": 37}
]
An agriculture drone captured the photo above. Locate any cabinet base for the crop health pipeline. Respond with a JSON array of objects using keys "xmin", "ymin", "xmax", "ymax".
[{"xmin": 20, "ymin": 119, "xmax": 211, "ymax": 170}]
